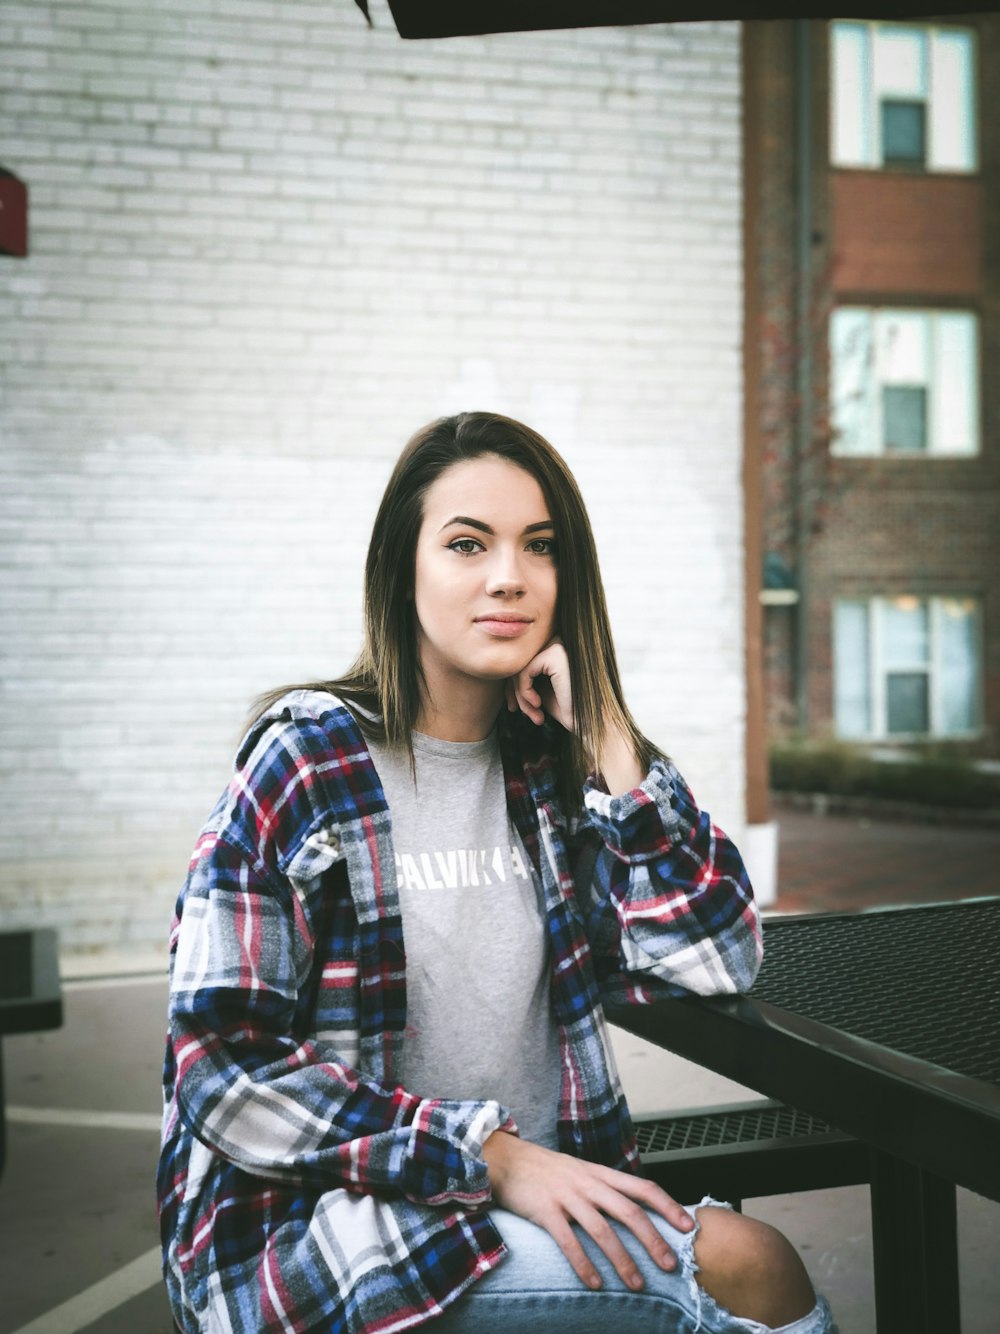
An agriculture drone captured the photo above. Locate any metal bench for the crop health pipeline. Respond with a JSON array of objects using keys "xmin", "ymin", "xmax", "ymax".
[
  {"xmin": 635, "ymin": 1098, "xmax": 870, "ymax": 1211},
  {"xmin": 0, "ymin": 928, "xmax": 63, "ymax": 1180}
]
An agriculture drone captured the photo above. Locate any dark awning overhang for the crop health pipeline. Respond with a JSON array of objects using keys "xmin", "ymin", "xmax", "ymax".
[{"xmin": 359, "ymin": 1, "xmax": 1000, "ymax": 40}]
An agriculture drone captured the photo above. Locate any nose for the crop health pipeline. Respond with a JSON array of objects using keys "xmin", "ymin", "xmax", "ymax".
[{"xmin": 485, "ymin": 547, "xmax": 526, "ymax": 597}]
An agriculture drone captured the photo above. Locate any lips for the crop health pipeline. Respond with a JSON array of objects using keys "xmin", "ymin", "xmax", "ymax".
[{"xmin": 474, "ymin": 613, "xmax": 534, "ymax": 638}]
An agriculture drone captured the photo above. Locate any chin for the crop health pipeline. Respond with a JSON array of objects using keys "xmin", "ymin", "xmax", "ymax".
[{"xmin": 468, "ymin": 652, "xmax": 537, "ymax": 681}]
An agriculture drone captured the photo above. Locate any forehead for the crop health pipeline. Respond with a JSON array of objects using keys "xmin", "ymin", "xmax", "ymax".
[{"xmin": 420, "ymin": 455, "xmax": 549, "ymax": 521}]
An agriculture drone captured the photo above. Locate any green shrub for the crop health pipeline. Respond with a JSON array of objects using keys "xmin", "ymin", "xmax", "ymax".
[{"xmin": 769, "ymin": 742, "xmax": 1000, "ymax": 810}]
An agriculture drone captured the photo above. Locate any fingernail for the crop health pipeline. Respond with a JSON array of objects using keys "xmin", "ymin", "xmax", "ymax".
[
  {"xmin": 628, "ymin": 1273, "xmax": 643, "ymax": 1290},
  {"xmin": 588, "ymin": 1274, "xmax": 601, "ymax": 1290},
  {"xmin": 660, "ymin": 1251, "xmax": 675, "ymax": 1269}
]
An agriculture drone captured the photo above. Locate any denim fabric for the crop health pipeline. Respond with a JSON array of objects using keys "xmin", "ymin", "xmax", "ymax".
[{"xmin": 428, "ymin": 1200, "xmax": 836, "ymax": 1334}]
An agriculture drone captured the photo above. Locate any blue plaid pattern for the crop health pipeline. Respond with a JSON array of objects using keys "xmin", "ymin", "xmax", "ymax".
[{"xmin": 158, "ymin": 690, "xmax": 761, "ymax": 1333}]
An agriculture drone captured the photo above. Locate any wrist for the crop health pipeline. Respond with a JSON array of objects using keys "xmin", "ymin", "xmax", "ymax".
[{"xmin": 483, "ymin": 1127, "xmax": 518, "ymax": 1186}]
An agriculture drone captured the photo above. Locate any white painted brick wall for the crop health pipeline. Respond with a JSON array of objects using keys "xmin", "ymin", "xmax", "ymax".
[{"xmin": 1, "ymin": 0, "xmax": 746, "ymax": 950}]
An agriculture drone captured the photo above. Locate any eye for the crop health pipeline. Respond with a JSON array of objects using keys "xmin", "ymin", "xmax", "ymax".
[
  {"xmin": 526, "ymin": 537, "xmax": 556, "ymax": 556},
  {"xmin": 447, "ymin": 537, "xmax": 484, "ymax": 556}
]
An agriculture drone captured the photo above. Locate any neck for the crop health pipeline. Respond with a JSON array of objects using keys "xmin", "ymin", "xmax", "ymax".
[{"xmin": 415, "ymin": 677, "xmax": 505, "ymax": 742}]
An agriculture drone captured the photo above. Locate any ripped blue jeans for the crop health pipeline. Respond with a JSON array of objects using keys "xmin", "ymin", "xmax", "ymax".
[{"xmin": 429, "ymin": 1199, "xmax": 835, "ymax": 1334}]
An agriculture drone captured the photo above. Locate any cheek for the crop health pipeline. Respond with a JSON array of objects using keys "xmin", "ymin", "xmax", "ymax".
[
  {"xmin": 413, "ymin": 559, "xmax": 467, "ymax": 630},
  {"xmin": 414, "ymin": 588, "xmax": 449, "ymax": 635},
  {"xmin": 541, "ymin": 571, "xmax": 558, "ymax": 628}
]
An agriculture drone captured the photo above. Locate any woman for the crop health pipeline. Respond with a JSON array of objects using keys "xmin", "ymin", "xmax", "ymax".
[{"xmin": 158, "ymin": 412, "xmax": 834, "ymax": 1334}]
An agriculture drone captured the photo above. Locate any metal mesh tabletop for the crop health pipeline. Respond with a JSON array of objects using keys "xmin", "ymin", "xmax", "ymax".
[{"xmin": 751, "ymin": 899, "xmax": 1000, "ymax": 1087}]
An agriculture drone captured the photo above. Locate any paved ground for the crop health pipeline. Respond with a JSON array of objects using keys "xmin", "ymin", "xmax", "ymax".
[
  {"xmin": 773, "ymin": 806, "xmax": 1000, "ymax": 913},
  {"xmin": 2, "ymin": 808, "xmax": 998, "ymax": 1334}
]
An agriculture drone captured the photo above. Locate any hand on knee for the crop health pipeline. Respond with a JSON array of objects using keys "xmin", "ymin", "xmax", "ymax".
[{"xmin": 693, "ymin": 1206, "xmax": 816, "ymax": 1328}]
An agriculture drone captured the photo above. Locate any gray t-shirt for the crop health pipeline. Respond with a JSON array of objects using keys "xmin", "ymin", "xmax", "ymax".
[{"xmin": 366, "ymin": 728, "xmax": 562, "ymax": 1148}]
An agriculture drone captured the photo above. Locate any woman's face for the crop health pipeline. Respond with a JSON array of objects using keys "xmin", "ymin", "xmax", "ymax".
[{"xmin": 412, "ymin": 454, "xmax": 558, "ymax": 700}]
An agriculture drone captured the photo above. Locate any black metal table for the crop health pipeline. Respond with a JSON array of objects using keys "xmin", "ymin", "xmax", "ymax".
[
  {"xmin": 607, "ymin": 896, "xmax": 1000, "ymax": 1334},
  {"xmin": 0, "ymin": 928, "xmax": 63, "ymax": 1180}
]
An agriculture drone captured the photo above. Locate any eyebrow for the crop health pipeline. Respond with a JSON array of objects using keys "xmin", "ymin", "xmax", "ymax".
[{"xmin": 439, "ymin": 516, "xmax": 554, "ymax": 536}]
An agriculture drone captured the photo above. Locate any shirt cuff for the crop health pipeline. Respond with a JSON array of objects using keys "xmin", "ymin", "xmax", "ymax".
[
  {"xmin": 582, "ymin": 758, "xmax": 694, "ymax": 860},
  {"xmin": 408, "ymin": 1099, "xmax": 518, "ymax": 1207}
]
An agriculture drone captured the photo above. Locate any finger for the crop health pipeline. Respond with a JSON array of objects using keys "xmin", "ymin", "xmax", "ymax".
[
  {"xmin": 592, "ymin": 1166, "xmax": 694, "ymax": 1236},
  {"xmin": 514, "ymin": 658, "xmax": 543, "ymax": 693},
  {"xmin": 513, "ymin": 692, "xmax": 543, "ymax": 725},
  {"xmin": 570, "ymin": 1201, "xmax": 646, "ymax": 1291},
  {"xmin": 530, "ymin": 674, "xmax": 551, "ymax": 704},
  {"xmin": 592, "ymin": 1191, "xmax": 678, "ymax": 1272},
  {"xmin": 520, "ymin": 646, "xmax": 560, "ymax": 688},
  {"xmin": 506, "ymin": 669, "xmax": 541, "ymax": 721},
  {"xmin": 524, "ymin": 647, "xmax": 573, "ymax": 729},
  {"xmin": 511, "ymin": 674, "xmax": 545, "ymax": 724},
  {"xmin": 637, "ymin": 1182, "xmax": 694, "ymax": 1238},
  {"xmin": 544, "ymin": 1214, "xmax": 604, "ymax": 1291},
  {"xmin": 520, "ymin": 680, "xmax": 542, "ymax": 706}
]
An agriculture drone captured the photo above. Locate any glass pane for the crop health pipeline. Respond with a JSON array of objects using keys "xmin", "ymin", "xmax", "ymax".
[
  {"xmin": 930, "ymin": 29, "xmax": 976, "ymax": 170},
  {"xmin": 876, "ymin": 310, "xmax": 929, "ymax": 384},
  {"xmin": 881, "ymin": 597, "xmax": 928, "ymax": 669},
  {"xmin": 933, "ymin": 313, "xmax": 978, "ymax": 455},
  {"xmin": 936, "ymin": 598, "xmax": 979, "ymax": 733},
  {"xmin": 883, "ymin": 384, "xmax": 927, "ymax": 452},
  {"xmin": 886, "ymin": 672, "xmax": 930, "ymax": 734},
  {"xmin": 831, "ymin": 22, "xmax": 872, "ymax": 166},
  {"xmin": 881, "ymin": 99, "xmax": 926, "ymax": 166},
  {"xmin": 830, "ymin": 308, "xmax": 875, "ymax": 453},
  {"xmin": 834, "ymin": 600, "xmax": 871, "ymax": 737},
  {"xmin": 874, "ymin": 26, "xmax": 927, "ymax": 99}
]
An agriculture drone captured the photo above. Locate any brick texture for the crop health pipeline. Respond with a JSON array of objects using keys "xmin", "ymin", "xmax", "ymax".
[
  {"xmin": 1, "ymin": 1, "xmax": 746, "ymax": 947},
  {"xmin": 751, "ymin": 18, "xmax": 1000, "ymax": 753}
]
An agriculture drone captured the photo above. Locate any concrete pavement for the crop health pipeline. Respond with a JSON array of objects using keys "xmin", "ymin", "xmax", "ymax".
[{"xmin": 773, "ymin": 805, "xmax": 1000, "ymax": 914}]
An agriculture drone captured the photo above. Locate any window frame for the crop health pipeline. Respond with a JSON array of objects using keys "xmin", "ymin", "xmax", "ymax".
[
  {"xmin": 829, "ymin": 305, "xmax": 981, "ymax": 459},
  {"xmin": 829, "ymin": 19, "xmax": 978, "ymax": 175},
  {"xmin": 833, "ymin": 595, "xmax": 983, "ymax": 741}
]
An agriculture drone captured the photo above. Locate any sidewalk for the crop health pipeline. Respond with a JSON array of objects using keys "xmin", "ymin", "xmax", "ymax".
[
  {"xmin": 1, "ymin": 809, "xmax": 997, "ymax": 1333},
  {"xmin": 771, "ymin": 805, "xmax": 1000, "ymax": 914}
]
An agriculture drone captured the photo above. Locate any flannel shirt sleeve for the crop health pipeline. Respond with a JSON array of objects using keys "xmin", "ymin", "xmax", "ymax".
[
  {"xmin": 168, "ymin": 723, "xmax": 515, "ymax": 1208},
  {"xmin": 576, "ymin": 756, "xmax": 762, "ymax": 1002}
]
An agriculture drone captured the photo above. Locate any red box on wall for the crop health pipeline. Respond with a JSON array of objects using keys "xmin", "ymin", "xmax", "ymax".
[{"xmin": 0, "ymin": 170, "xmax": 28, "ymax": 258}]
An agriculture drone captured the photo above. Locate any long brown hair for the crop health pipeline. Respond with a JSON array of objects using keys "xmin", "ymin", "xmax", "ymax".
[{"xmin": 250, "ymin": 411, "xmax": 660, "ymax": 801}]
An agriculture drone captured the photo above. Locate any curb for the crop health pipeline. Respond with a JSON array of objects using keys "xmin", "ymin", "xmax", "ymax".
[{"xmin": 772, "ymin": 789, "xmax": 1000, "ymax": 829}]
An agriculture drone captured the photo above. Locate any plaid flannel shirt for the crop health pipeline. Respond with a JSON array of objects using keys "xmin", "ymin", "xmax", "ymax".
[{"xmin": 158, "ymin": 690, "xmax": 761, "ymax": 1334}]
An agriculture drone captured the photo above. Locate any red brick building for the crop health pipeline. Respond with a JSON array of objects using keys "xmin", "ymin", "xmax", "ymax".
[{"xmin": 745, "ymin": 15, "xmax": 1000, "ymax": 758}]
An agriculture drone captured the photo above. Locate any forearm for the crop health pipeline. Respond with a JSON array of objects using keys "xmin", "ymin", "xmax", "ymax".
[
  {"xmin": 580, "ymin": 760, "xmax": 762, "ymax": 996},
  {"xmin": 594, "ymin": 724, "xmax": 644, "ymax": 797},
  {"xmin": 173, "ymin": 1021, "xmax": 513, "ymax": 1203}
]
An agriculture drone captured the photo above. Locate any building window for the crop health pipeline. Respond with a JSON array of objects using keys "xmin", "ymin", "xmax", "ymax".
[
  {"xmin": 834, "ymin": 596, "xmax": 981, "ymax": 739},
  {"xmin": 831, "ymin": 21, "xmax": 976, "ymax": 172},
  {"xmin": 830, "ymin": 307, "xmax": 979, "ymax": 456}
]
